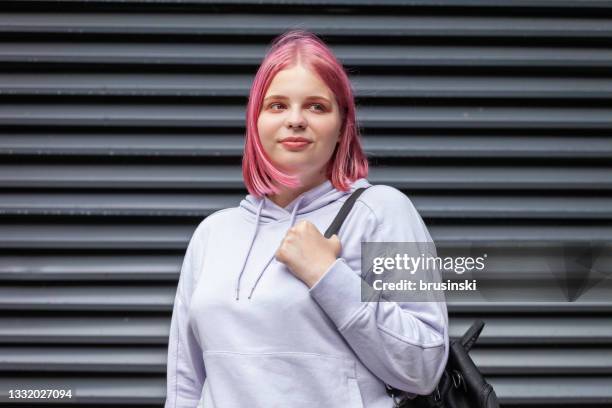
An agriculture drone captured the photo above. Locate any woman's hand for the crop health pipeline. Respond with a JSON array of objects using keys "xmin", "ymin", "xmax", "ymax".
[{"xmin": 275, "ymin": 220, "xmax": 342, "ymax": 288}]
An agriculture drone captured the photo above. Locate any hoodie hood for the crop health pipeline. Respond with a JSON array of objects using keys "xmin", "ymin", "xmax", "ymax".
[{"xmin": 235, "ymin": 177, "xmax": 372, "ymax": 300}]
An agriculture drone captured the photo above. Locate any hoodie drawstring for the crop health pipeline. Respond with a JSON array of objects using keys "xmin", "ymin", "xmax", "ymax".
[
  {"xmin": 235, "ymin": 198, "xmax": 264, "ymax": 300},
  {"xmin": 235, "ymin": 195, "xmax": 306, "ymax": 301},
  {"xmin": 247, "ymin": 195, "xmax": 305, "ymax": 300}
]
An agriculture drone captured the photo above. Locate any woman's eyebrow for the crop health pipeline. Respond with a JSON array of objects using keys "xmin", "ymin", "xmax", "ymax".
[{"xmin": 263, "ymin": 95, "xmax": 331, "ymax": 103}]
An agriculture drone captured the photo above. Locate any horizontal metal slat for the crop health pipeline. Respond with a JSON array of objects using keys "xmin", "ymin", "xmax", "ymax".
[
  {"xmin": 0, "ymin": 73, "xmax": 252, "ymax": 98},
  {"xmin": 412, "ymin": 195, "xmax": 612, "ymax": 219},
  {"xmin": 0, "ymin": 134, "xmax": 248, "ymax": 157},
  {"xmin": 2, "ymin": 135, "xmax": 612, "ymax": 159},
  {"xmin": 2, "ymin": 248, "xmax": 610, "ymax": 294},
  {"xmin": 2, "ymin": 74, "xmax": 612, "ymax": 99},
  {"xmin": 491, "ymin": 376, "xmax": 612, "ymax": 405},
  {"xmin": 0, "ymin": 192, "xmax": 242, "ymax": 217},
  {"xmin": 314, "ymin": 75, "xmax": 612, "ymax": 100},
  {"xmin": 0, "ymin": 346, "xmax": 163, "ymax": 373},
  {"xmin": 2, "ymin": 104, "xmax": 612, "ymax": 129},
  {"xmin": 432, "ymin": 225, "xmax": 612, "ymax": 242},
  {"xmin": 0, "ymin": 376, "xmax": 164, "ymax": 405},
  {"xmin": 1, "ymin": 43, "xmax": 611, "ymax": 68},
  {"xmin": 451, "ymin": 317, "xmax": 612, "ymax": 345},
  {"xmin": 0, "ymin": 224, "xmax": 191, "ymax": 249},
  {"xmin": 1, "ymin": 286, "xmax": 611, "ymax": 313},
  {"xmin": 0, "ymin": 286, "xmax": 175, "ymax": 312},
  {"xmin": 0, "ymin": 317, "xmax": 171, "ymax": 344},
  {"xmin": 1, "ymin": 13, "xmax": 611, "ymax": 39},
  {"xmin": 0, "ymin": 375, "xmax": 609, "ymax": 406},
  {"xmin": 0, "ymin": 317, "xmax": 610, "ymax": 345},
  {"xmin": 471, "ymin": 348, "xmax": 612, "ymax": 375},
  {"xmin": 6, "ymin": 0, "xmax": 612, "ymax": 9},
  {"xmin": 363, "ymin": 136, "xmax": 612, "ymax": 158},
  {"xmin": 1, "ymin": 346, "xmax": 611, "ymax": 375},
  {"xmin": 0, "ymin": 255, "xmax": 180, "ymax": 282},
  {"xmin": 448, "ymin": 302, "xmax": 612, "ymax": 314},
  {"xmin": 1, "ymin": 165, "xmax": 611, "ymax": 190},
  {"xmin": 1, "ymin": 193, "xmax": 611, "ymax": 219},
  {"xmin": 372, "ymin": 166, "xmax": 612, "ymax": 190},
  {"xmin": 1, "ymin": 224, "xmax": 612, "ymax": 249}
]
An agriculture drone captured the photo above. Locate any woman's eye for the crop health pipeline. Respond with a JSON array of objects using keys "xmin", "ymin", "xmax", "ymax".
[
  {"xmin": 310, "ymin": 104, "xmax": 325, "ymax": 112},
  {"xmin": 267, "ymin": 102, "xmax": 325, "ymax": 111}
]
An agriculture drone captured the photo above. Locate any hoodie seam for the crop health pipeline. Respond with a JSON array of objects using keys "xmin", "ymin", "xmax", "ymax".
[
  {"xmin": 205, "ymin": 207, "xmax": 236, "ymax": 223},
  {"xmin": 377, "ymin": 323, "xmax": 446, "ymax": 349},
  {"xmin": 350, "ymin": 189, "xmax": 383, "ymax": 234},
  {"xmin": 203, "ymin": 350, "xmax": 353, "ymax": 360},
  {"xmin": 335, "ymin": 198, "xmax": 384, "ymax": 242},
  {"xmin": 239, "ymin": 210, "xmax": 285, "ymax": 224},
  {"xmin": 337, "ymin": 301, "xmax": 370, "ymax": 332},
  {"xmin": 356, "ymin": 187, "xmax": 410, "ymax": 240},
  {"xmin": 239, "ymin": 206, "xmax": 340, "ymax": 224},
  {"xmin": 172, "ymin": 294, "xmax": 184, "ymax": 407}
]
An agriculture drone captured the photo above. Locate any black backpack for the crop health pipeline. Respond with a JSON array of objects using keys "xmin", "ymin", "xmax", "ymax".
[{"xmin": 324, "ymin": 187, "xmax": 500, "ymax": 408}]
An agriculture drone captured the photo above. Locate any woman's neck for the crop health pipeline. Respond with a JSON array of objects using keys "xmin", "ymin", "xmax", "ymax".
[{"xmin": 267, "ymin": 173, "xmax": 328, "ymax": 209}]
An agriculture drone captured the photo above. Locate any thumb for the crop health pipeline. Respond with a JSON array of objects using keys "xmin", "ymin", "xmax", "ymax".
[{"xmin": 328, "ymin": 234, "xmax": 342, "ymax": 256}]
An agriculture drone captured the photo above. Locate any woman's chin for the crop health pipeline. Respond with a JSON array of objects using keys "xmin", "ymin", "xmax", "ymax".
[{"xmin": 271, "ymin": 157, "xmax": 310, "ymax": 172}]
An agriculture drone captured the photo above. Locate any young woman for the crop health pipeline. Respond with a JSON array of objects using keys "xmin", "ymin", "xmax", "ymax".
[{"xmin": 165, "ymin": 30, "xmax": 449, "ymax": 408}]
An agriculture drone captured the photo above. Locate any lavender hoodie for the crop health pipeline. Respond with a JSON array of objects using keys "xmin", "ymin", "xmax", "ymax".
[{"xmin": 165, "ymin": 177, "xmax": 449, "ymax": 408}]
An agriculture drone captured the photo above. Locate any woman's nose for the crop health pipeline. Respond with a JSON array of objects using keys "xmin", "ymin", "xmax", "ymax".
[{"xmin": 286, "ymin": 108, "xmax": 307, "ymax": 129}]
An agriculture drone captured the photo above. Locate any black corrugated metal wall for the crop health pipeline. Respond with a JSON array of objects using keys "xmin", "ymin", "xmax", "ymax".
[{"xmin": 1, "ymin": 0, "xmax": 611, "ymax": 406}]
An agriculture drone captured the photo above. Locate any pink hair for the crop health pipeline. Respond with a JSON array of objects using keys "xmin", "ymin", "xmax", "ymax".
[{"xmin": 242, "ymin": 29, "xmax": 369, "ymax": 197}]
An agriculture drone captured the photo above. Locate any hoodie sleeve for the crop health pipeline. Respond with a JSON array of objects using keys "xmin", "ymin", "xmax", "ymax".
[
  {"xmin": 308, "ymin": 186, "xmax": 449, "ymax": 395},
  {"xmin": 165, "ymin": 225, "xmax": 207, "ymax": 408}
]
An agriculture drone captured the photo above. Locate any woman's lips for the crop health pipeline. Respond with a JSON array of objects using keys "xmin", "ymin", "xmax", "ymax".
[{"xmin": 280, "ymin": 140, "xmax": 312, "ymax": 151}]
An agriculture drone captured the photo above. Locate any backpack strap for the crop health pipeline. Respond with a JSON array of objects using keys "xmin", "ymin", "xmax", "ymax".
[
  {"xmin": 323, "ymin": 187, "xmax": 368, "ymax": 239},
  {"xmin": 461, "ymin": 319, "xmax": 485, "ymax": 351}
]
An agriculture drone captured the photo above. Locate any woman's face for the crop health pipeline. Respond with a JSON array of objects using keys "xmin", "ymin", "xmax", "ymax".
[{"xmin": 257, "ymin": 64, "xmax": 342, "ymax": 182}]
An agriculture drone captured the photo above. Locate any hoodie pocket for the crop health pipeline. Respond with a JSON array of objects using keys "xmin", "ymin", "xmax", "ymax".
[{"xmin": 202, "ymin": 350, "xmax": 363, "ymax": 408}]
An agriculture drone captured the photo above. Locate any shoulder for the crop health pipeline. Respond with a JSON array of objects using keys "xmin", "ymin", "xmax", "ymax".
[
  {"xmin": 356, "ymin": 184, "xmax": 419, "ymax": 225},
  {"xmin": 189, "ymin": 206, "xmax": 238, "ymax": 242},
  {"xmin": 180, "ymin": 207, "xmax": 238, "ymax": 294},
  {"xmin": 355, "ymin": 184, "xmax": 432, "ymax": 242},
  {"xmin": 362, "ymin": 184, "xmax": 411, "ymax": 204}
]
